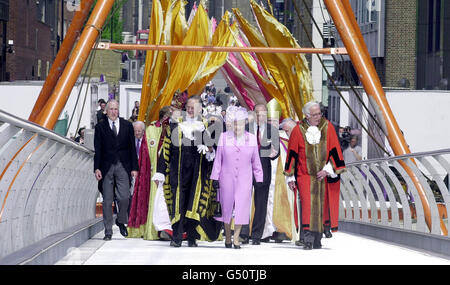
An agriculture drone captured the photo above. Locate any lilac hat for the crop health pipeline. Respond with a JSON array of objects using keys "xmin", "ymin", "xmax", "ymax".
[{"xmin": 226, "ymin": 106, "xmax": 248, "ymax": 122}]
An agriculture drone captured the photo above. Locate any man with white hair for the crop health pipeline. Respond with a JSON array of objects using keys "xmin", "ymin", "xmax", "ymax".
[
  {"xmin": 94, "ymin": 99, "xmax": 139, "ymax": 241},
  {"xmin": 280, "ymin": 118, "xmax": 297, "ymax": 137},
  {"xmin": 133, "ymin": 121, "xmax": 145, "ymax": 159},
  {"xmin": 284, "ymin": 101, "xmax": 345, "ymax": 250},
  {"xmin": 127, "ymin": 120, "xmax": 149, "ymax": 238},
  {"xmin": 153, "ymin": 95, "xmax": 221, "ymax": 247},
  {"xmin": 127, "ymin": 107, "xmax": 174, "ymax": 241}
]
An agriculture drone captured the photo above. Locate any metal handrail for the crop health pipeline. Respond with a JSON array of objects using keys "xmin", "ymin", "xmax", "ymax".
[
  {"xmin": 0, "ymin": 108, "xmax": 94, "ymax": 154},
  {"xmin": 340, "ymin": 149, "xmax": 450, "ymax": 237},
  {"xmin": 346, "ymin": 148, "xmax": 450, "ymax": 166},
  {"xmin": 0, "ymin": 109, "xmax": 98, "ymax": 259}
]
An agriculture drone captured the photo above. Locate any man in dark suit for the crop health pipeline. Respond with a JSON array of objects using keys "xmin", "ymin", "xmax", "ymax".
[
  {"xmin": 241, "ymin": 103, "xmax": 280, "ymax": 245},
  {"xmin": 94, "ymin": 99, "xmax": 139, "ymax": 241},
  {"xmin": 96, "ymin": 99, "xmax": 107, "ymax": 124}
]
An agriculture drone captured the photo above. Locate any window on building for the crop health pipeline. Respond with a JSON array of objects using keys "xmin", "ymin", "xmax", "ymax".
[
  {"xmin": 369, "ymin": 0, "xmax": 378, "ymax": 24},
  {"xmin": 353, "ymin": 0, "xmax": 378, "ymax": 25},
  {"xmin": 428, "ymin": 0, "xmax": 443, "ymax": 53},
  {"xmin": 435, "ymin": 0, "xmax": 441, "ymax": 52},
  {"xmin": 37, "ymin": 0, "xmax": 46, "ymax": 23},
  {"xmin": 323, "ymin": 22, "xmax": 335, "ymax": 48},
  {"xmin": 37, "ymin": 0, "xmax": 54, "ymax": 24},
  {"xmin": 428, "ymin": 0, "xmax": 434, "ymax": 52}
]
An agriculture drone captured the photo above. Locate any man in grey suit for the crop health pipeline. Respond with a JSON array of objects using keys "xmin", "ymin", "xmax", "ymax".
[{"xmin": 94, "ymin": 100, "xmax": 139, "ymax": 241}]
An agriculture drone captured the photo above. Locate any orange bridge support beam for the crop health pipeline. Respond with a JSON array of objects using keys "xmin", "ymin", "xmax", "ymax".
[
  {"xmin": 35, "ymin": 0, "xmax": 115, "ymax": 129},
  {"xmin": 29, "ymin": 0, "xmax": 95, "ymax": 123},
  {"xmin": 96, "ymin": 43, "xmax": 348, "ymax": 54},
  {"xmin": 323, "ymin": 0, "xmax": 447, "ymax": 235}
]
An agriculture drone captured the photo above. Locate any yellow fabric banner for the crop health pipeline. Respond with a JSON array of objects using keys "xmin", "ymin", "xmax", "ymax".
[
  {"xmin": 138, "ymin": 0, "xmax": 163, "ymax": 123},
  {"xmin": 250, "ymin": 0, "xmax": 313, "ymax": 118},
  {"xmin": 148, "ymin": 4, "xmax": 211, "ymax": 121},
  {"xmin": 144, "ymin": 0, "xmax": 178, "ymax": 123},
  {"xmin": 188, "ymin": 11, "xmax": 236, "ymax": 96},
  {"xmin": 233, "ymin": 32, "xmax": 290, "ymax": 118},
  {"xmin": 233, "ymin": 8, "xmax": 294, "ymax": 118}
]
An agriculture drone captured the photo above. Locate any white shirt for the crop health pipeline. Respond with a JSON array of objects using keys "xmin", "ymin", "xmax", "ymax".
[
  {"xmin": 253, "ymin": 121, "xmax": 265, "ymax": 139},
  {"xmin": 185, "ymin": 116, "xmax": 198, "ymax": 124},
  {"xmin": 343, "ymin": 145, "xmax": 362, "ymax": 164},
  {"xmin": 108, "ymin": 117, "xmax": 120, "ymax": 135}
]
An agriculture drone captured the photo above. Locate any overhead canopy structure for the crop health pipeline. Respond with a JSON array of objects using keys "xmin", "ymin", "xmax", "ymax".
[{"xmin": 135, "ymin": 0, "xmax": 315, "ymax": 123}]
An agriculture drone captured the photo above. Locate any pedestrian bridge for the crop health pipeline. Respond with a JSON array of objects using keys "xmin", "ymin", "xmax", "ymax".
[{"xmin": 0, "ymin": 109, "xmax": 449, "ymax": 265}]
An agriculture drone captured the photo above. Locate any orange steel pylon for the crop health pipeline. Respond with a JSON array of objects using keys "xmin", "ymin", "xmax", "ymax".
[
  {"xmin": 324, "ymin": 0, "xmax": 446, "ymax": 235},
  {"xmin": 35, "ymin": 0, "xmax": 116, "ymax": 129},
  {"xmin": 30, "ymin": 0, "xmax": 95, "ymax": 123}
]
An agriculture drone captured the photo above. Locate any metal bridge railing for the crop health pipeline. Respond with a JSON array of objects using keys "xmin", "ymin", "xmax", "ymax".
[
  {"xmin": 340, "ymin": 149, "xmax": 450, "ymax": 237},
  {"xmin": 0, "ymin": 109, "xmax": 98, "ymax": 258}
]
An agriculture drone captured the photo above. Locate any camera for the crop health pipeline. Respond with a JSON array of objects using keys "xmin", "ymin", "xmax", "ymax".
[{"xmin": 339, "ymin": 126, "xmax": 353, "ymax": 149}]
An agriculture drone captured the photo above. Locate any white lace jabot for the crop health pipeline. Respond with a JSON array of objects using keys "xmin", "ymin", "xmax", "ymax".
[
  {"xmin": 178, "ymin": 120, "xmax": 205, "ymax": 140},
  {"xmin": 305, "ymin": 126, "xmax": 321, "ymax": 145}
]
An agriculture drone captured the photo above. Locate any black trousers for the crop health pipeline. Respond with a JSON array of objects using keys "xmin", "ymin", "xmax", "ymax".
[
  {"xmin": 304, "ymin": 230, "xmax": 322, "ymax": 247},
  {"xmin": 240, "ymin": 179, "xmax": 270, "ymax": 240},
  {"xmin": 172, "ymin": 151, "xmax": 199, "ymax": 242}
]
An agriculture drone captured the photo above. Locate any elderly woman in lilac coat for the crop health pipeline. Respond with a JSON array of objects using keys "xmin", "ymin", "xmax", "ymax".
[{"xmin": 210, "ymin": 106, "xmax": 263, "ymax": 249}]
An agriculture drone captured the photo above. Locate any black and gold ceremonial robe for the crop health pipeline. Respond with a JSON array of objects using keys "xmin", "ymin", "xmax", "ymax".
[{"xmin": 157, "ymin": 117, "xmax": 221, "ymax": 241}]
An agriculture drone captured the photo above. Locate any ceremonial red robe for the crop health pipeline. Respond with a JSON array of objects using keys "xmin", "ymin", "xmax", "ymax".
[
  {"xmin": 128, "ymin": 120, "xmax": 168, "ymax": 236},
  {"xmin": 284, "ymin": 118, "xmax": 345, "ymax": 233},
  {"xmin": 128, "ymin": 134, "xmax": 151, "ymax": 231}
]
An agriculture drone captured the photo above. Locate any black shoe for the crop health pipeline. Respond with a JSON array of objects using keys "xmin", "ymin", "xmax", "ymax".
[
  {"xmin": 303, "ymin": 242, "xmax": 313, "ymax": 250},
  {"xmin": 188, "ymin": 239, "xmax": 198, "ymax": 247},
  {"xmin": 295, "ymin": 240, "xmax": 304, "ymax": 246},
  {"xmin": 103, "ymin": 235, "xmax": 112, "ymax": 241},
  {"xmin": 170, "ymin": 240, "xmax": 182, "ymax": 247},
  {"xmin": 240, "ymin": 237, "xmax": 249, "ymax": 244},
  {"xmin": 313, "ymin": 238, "xmax": 322, "ymax": 249},
  {"xmin": 233, "ymin": 243, "xmax": 241, "ymax": 249},
  {"xmin": 324, "ymin": 231, "xmax": 332, "ymax": 238},
  {"xmin": 116, "ymin": 221, "xmax": 128, "ymax": 237},
  {"xmin": 252, "ymin": 239, "xmax": 261, "ymax": 245},
  {"xmin": 261, "ymin": 237, "xmax": 271, "ymax": 243},
  {"xmin": 225, "ymin": 242, "xmax": 232, "ymax": 248}
]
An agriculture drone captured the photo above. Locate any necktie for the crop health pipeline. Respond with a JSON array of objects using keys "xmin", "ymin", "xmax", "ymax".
[
  {"xmin": 257, "ymin": 125, "xmax": 261, "ymax": 149},
  {"xmin": 112, "ymin": 121, "xmax": 117, "ymax": 137},
  {"xmin": 136, "ymin": 139, "xmax": 140, "ymax": 157}
]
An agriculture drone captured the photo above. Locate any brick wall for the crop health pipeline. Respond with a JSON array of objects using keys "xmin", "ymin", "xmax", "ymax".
[
  {"xmin": 6, "ymin": 0, "xmax": 56, "ymax": 81},
  {"xmin": 384, "ymin": 0, "xmax": 417, "ymax": 88}
]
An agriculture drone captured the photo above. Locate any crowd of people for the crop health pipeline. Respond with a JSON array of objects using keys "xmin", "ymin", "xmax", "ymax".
[{"xmin": 92, "ymin": 87, "xmax": 347, "ymax": 251}]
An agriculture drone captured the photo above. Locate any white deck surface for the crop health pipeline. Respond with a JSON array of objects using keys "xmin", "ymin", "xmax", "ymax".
[{"xmin": 56, "ymin": 225, "xmax": 450, "ymax": 265}]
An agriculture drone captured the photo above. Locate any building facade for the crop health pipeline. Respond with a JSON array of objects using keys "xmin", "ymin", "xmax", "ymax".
[
  {"xmin": 121, "ymin": 0, "xmax": 152, "ymax": 36},
  {"xmin": 332, "ymin": 0, "xmax": 450, "ymax": 90},
  {"xmin": 416, "ymin": 0, "xmax": 450, "ymax": 90},
  {"xmin": 0, "ymin": 0, "xmax": 79, "ymax": 82}
]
